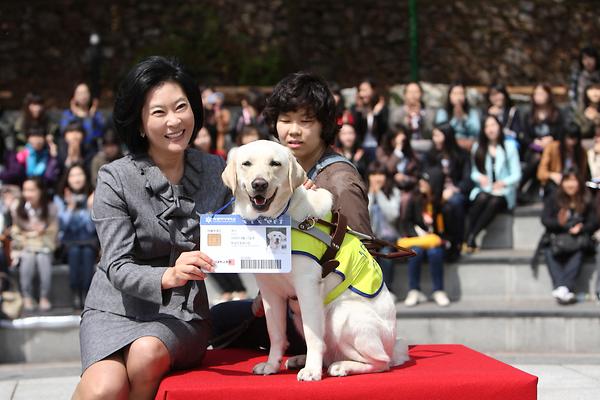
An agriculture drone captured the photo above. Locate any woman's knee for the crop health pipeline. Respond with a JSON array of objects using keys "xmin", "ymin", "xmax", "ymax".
[
  {"xmin": 77, "ymin": 359, "xmax": 129, "ymax": 400},
  {"xmin": 126, "ymin": 337, "xmax": 171, "ymax": 382}
]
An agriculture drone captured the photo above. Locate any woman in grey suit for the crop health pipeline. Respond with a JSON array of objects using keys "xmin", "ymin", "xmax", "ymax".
[{"xmin": 72, "ymin": 57, "xmax": 232, "ymax": 400}]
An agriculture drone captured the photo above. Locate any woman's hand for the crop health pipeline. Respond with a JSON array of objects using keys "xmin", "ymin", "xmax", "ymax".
[
  {"xmin": 569, "ymin": 223, "xmax": 583, "ymax": 235},
  {"xmin": 550, "ymin": 172, "xmax": 562, "ymax": 185},
  {"xmin": 161, "ymin": 251, "xmax": 215, "ymax": 290},
  {"xmin": 303, "ymin": 179, "xmax": 317, "ymax": 190},
  {"xmin": 479, "ymin": 175, "xmax": 489, "ymax": 188},
  {"xmin": 492, "ymin": 180, "xmax": 505, "ymax": 191}
]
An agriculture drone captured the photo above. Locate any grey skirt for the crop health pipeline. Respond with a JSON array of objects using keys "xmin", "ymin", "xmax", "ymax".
[{"xmin": 80, "ymin": 308, "xmax": 211, "ymax": 373}]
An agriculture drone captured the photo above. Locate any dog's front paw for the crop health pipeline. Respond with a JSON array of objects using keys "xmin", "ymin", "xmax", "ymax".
[
  {"xmin": 253, "ymin": 362, "xmax": 280, "ymax": 375},
  {"xmin": 327, "ymin": 362, "xmax": 349, "ymax": 377},
  {"xmin": 285, "ymin": 354, "xmax": 306, "ymax": 370},
  {"xmin": 296, "ymin": 367, "xmax": 322, "ymax": 381}
]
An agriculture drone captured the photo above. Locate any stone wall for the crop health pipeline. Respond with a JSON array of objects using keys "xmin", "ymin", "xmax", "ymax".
[{"xmin": 0, "ymin": 0, "xmax": 599, "ymax": 108}]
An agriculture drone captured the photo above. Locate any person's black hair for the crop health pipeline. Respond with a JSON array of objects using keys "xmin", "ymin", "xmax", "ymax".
[
  {"xmin": 16, "ymin": 176, "xmax": 50, "ymax": 223},
  {"xmin": 486, "ymin": 82, "xmax": 513, "ymax": 110},
  {"xmin": 334, "ymin": 123, "xmax": 361, "ymax": 154},
  {"xmin": 429, "ymin": 122, "xmax": 461, "ymax": 161},
  {"xmin": 328, "ymin": 81, "xmax": 346, "ymax": 120},
  {"xmin": 26, "ymin": 127, "xmax": 46, "ymax": 137},
  {"xmin": 404, "ymin": 81, "xmax": 426, "ymax": 108},
  {"xmin": 112, "ymin": 56, "xmax": 203, "ymax": 155},
  {"xmin": 582, "ymin": 81, "xmax": 600, "ymax": 110},
  {"xmin": 235, "ymin": 124, "xmax": 267, "ymax": 146},
  {"xmin": 559, "ymin": 122, "xmax": 586, "ymax": 172},
  {"xmin": 365, "ymin": 160, "xmax": 394, "ymax": 198},
  {"xmin": 579, "ymin": 46, "xmax": 600, "ymax": 71},
  {"xmin": 263, "ymin": 71, "xmax": 339, "ymax": 146},
  {"xmin": 445, "ymin": 81, "xmax": 470, "ymax": 116},
  {"xmin": 531, "ymin": 83, "xmax": 560, "ymax": 124},
  {"xmin": 357, "ymin": 77, "xmax": 380, "ymax": 108},
  {"xmin": 475, "ymin": 115, "xmax": 506, "ymax": 174},
  {"xmin": 62, "ymin": 121, "xmax": 86, "ymax": 136},
  {"xmin": 21, "ymin": 93, "xmax": 49, "ymax": 134},
  {"xmin": 556, "ymin": 165, "xmax": 589, "ymax": 214},
  {"xmin": 101, "ymin": 128, "xmax": 122, "ymax": 146},
  {"xmin": 381, "ymin": 123, "xmax": 415, "ymax": 160},
  {"xmin": 57, "ymin": 162, "xmax": 92, "ymax": 199}
]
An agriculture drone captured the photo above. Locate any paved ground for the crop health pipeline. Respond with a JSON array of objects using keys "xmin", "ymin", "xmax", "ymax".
[{"xmin": 0, "ymin": 358, "xmax": 598, "ymax": 400}]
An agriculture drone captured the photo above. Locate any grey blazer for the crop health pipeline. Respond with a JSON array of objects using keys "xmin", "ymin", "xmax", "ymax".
[{"xmin": 85, "ymin": 148, "xmax": 231, "ymax": 321}]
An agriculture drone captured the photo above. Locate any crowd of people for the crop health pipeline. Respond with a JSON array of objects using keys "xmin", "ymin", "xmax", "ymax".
[{"xmin": 2, "ymin": 47, "xmax": 600, "ymax": 316}]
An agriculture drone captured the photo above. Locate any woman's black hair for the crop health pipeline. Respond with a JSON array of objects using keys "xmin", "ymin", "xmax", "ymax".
[
  {"xmin": 366, "ymin": 160, "xmax": 394, "ymax": 198},
  {"xmin": 579, "ymin": 46, "xmax": 600, "ymax": 71},
  {"xmin": 262, "ymin": 71, "xmax": 339, "ymax": 146},
  {"xmin": 475, "ymin": 115, "xmax": 506, "ymax": 174},
  {"xmin": 16, "ymin": 176, "xmax": 50, "ymax": 223},
  {"xmin": 21, "ymin": 92, "xmax": 49, "ymax": 135},
  {"xmin": 357, "ymin": 77, "xmax": 381, "ymax": 108},
  {"xmin": 582, "ymin": 81, "xmax": 600, "ymax": 110},
  {"xmin": 381, "ymin": 123, "xmax": 415, "ymax": 160},
  {"xmin": 430, "ymin": 122, "xmax": 460, "ymax": 161},
  {"xmin": 112, "ymin": 56, "xmax": 203, "ymax": 155},
  {"xmin": 486, "ymin": 82, "xmax": 513, "ymax": 110},
  {"xmin": 531, "ymin": 83, "xmax": 560, "ymax": 124},
  {"xmin": 559, "ymin": 122, "xmax": 586, "ymax": 172},
  {"xmin": 445, "ymin": 81, "xmax": 471, "ymax": 116},
  {"xmin": 57, "ymin": 162, "xmax": 92, "ymax": 198}
]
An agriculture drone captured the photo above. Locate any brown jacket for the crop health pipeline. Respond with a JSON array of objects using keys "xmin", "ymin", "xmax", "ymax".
[{"xmin": 537, "ymin": 141, "xmax": 589, "ymax": 185}]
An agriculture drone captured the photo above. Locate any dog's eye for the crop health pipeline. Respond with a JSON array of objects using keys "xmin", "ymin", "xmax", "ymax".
[
  {"xmin": 242, "ymin": 161, "xmax": 252, "ymax": 167},
  {"xmin": 270, "ymin": 160, "xmax": 282, "ymax": 167}
]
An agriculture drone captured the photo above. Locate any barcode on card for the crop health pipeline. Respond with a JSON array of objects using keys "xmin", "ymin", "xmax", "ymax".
[{"xmin": 240, "ymin": 259, "xmax": 282, "ymax": 270}]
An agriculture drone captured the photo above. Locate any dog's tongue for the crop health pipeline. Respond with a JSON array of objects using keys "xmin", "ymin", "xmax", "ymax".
[{"xmin": 254, "ymin": 196, "xmax": 266, "ymax": 206}]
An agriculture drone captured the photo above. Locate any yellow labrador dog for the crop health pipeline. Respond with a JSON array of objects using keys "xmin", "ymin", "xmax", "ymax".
[{"xmin": 222, "ymin": 140, "xmax": 409, "ymax": 381}]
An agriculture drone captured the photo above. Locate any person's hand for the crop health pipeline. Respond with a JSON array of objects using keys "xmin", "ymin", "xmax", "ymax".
[
  {"xmin": 540, "ymin": 136, "xmax": 554, "ymax": 148},
  {"xmin": 303, "ymin": 179, "xmax": 317, "ymax": 190},
  {"xmin": 369, "ymin": 174, "xmax": 386, "ymax": 193},
  {"xmin": 479, "ymin": 175, "xmax": 489, "ymax": 188},
  {"xmin": 87, "ymin": 191, "xmax": 94, "ymax": 210},
  {"xmin": 569, "ymin": 223, "xmax": 583, "ymax": 235},
  {"xmin": 422, "ymin": 213, "xmax": 433, "ymax": 226},
  {"xmin": 550, "ymin": 172, "xmax": 562, "ymax": 186},
  {"xmin": 558, "ymin": 208, "xmax": 569, "ymax": 226},
  {"xmin": 354, "ymin": 148, "xmax": 365, "ymax": 162},
  {"xmin": 64, "ymin": 188, "xmax": 76, "ymax": 210},
  {"xmin": 70, "ymin": 98, "xmax": 87, "ymax": 118},
  {"xmin": 373, "ymin": 96, "xmax": 385, "ymax": 115},
  {"xmin": 492, "ymin": 181, "xmax": 505, "ymax": 191},
  {"xmin": 251, "ymin": 293, "xmax": 265, "ymax": 318},
  {"xmin": 488, "ymin": 105, "xmax": 502, "ymax": 116},
  {"xmin": 394, "ymin": 172, "xmax": 407, "ymax": 184},
  {"xmin": 161, "ymin": 251, "xmax": 215, "ymax": 290},
  {"xmin": 89, "ymin": 98, "xmax": 99, "ymax": 116},
  {"xmin": 442, "ymin": 187, "xmax": 457, "ymax": 201},
  {"xmin": 585, "ymin": 106, "xmax": 599, "ymax": 121}
]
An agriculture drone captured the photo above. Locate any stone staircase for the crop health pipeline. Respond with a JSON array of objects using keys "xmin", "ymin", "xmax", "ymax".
[{"xmin": 1, "ymin": 202, "xmax": 599, "ymax": 363}]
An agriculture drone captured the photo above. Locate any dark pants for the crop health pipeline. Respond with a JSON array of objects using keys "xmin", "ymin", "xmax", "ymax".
[
  {"xmin": 212, "ymin": 273, "xmax": 246, "ymax": 293},
  {"xmin": 442, "ymin": 192, "xmax": 466, "ymax": 251},
  {"xmin": 407, "ymin": 246, "xmax": 445, "ymax": 292},
  {"xmin": 544, "ymin": 248, "xmax": 583, "ymax": 291},
  {"xmin": 68, "ymin": 245, "xmax": 97, "ymax": 293},
  {"xmin": 466, "ymin": 192, "xmax": 507, "ymax": 242},
  {"xmin": 209, "ymin": 299, "xmax": 306, "ymax": 355}
]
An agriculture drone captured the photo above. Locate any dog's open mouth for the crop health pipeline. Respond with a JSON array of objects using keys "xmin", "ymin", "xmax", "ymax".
[{"xmin": 249, "ymin": 189, "xmax": 278, "ymax": 211}]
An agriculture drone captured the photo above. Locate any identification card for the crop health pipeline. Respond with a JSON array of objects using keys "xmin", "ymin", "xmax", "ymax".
[{"xmin": 199, "ymin": 214, "xmax": 291, "ymax": 273}]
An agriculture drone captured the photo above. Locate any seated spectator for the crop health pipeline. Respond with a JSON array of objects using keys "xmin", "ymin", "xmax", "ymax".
[
  {"xmin": 351, "ymin": 78, "xmax": 389, "ymax": 165},
  {"xmin": 569, "ymin": 46, "xmax": 600, "ymax": 112},
  {"xmin": 58, "ymin": 122, "xmax": 92, "ymax": 175},
  {"xmin": 334, "ymin": 123, "xmax": 367, "ymax": 178},
  {"xmin": 542, "ymin": 167, "xmax": 596, "ymax": 305},
  {"xmin": 90, "ymin": 129, "xmax": 124, "ymax": 188},
  {"xmin": 424, "ymin": 122, "xmax": 472, "ymax": 261},
  {"xmin": 12, "ymin": 129, "xmax": 60, "ymax": 189},
  {"xmin": 435, "ymin": 81, "xmax": 481, "ymax": 152},
  {"xmin": 366, "ymin": 160, "xmax": 401, "ymax": 298},
  {"xmin": 59, "ymin": 82, "xmax": 105, "ymax": 152},
  {"xmin": 465, "ymin": 115, "xmax": 521, "ymax": 252},
  {"xmin": 54, "ymin": 163, "xmax": 97, "ymax": 310},
  {"xmin": 203, "ymin": 90, "xmax": 232, "ymax": 156},
  {"xmin": 329, "ymin": 82, "xmax": 354, "ymax": 126},
  {"xmin": 193, "ymin": 126, "xmax": 226, "ymax": 160},
  {"xmin": 399, "ymin": 173, "xmax": 450, "ymax": 307},
  {"xmin": 389, "ymin": 82, "xmax": 435, "ymax": 153},
  {"xmin": 12, "ymin": 93, "xmax": 59, "ymax": 152},
  {"xmin": 485, "ymin": 83, "xmax": 522, "ymax": 146},
  {"xmin": 10, "ymin": 177, "xmax": 58, "ymax": 312},
  {"xmin": 376, "ymin": 124, "xmax": 421, "ymax": 212},
  {"xmin": 232, "ymin": 87, "xmax": 268, "ymax": 142},
  {"xmin": 519, "ymin": 84, "xmax": 565, "ymax": 203},
  {"xmin": 573, "ymin": 82, "xmax": 600, "ymax": 138},
  {"xmin": 537, "ymin": 123, "xmax": 589, "ymax": 198}
]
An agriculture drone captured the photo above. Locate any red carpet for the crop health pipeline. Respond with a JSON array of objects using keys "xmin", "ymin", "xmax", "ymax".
[{"xmin": 155, "ymin": 345, "xmax": 537, "ymax": 400}]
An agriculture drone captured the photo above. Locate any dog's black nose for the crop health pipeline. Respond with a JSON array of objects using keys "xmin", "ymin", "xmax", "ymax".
[{"xmin": 252, "ymin": 178, "xmax": 268, "ymax": 192}]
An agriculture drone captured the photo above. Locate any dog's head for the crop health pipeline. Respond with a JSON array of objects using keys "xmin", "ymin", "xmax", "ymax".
[
  {"xmin": 267, "ymin": 231, "xmax": 286, "ymax": 247},
  {"xmin": 222, "ymin": 140, "xmax": 306, "ymax": 219}
]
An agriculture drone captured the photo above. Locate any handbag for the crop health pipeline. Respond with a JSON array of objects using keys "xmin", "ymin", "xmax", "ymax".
[
  {"xmin": 0, "ymin": 272, "xmax": 23, "ymax": 320},
  {"xmin": 549, "ymin": 233, "xmax": 592, "ymax": 257}
]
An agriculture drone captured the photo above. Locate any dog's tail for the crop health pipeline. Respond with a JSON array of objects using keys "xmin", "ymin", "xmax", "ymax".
[{"xmin": 391, "ymin": 337, "xmax": 410, "ymax": 366}]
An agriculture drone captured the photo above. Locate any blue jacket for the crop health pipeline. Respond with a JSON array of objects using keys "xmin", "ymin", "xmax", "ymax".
[
  {"xmin": 469, "ymin": 140, "xmax": 521, "ymax": 209},
  {"xmin": 54, "ymin": 195, "xmax": 97, "ymax": 244},
  {"xmin": 435, "ymin": 108, "xmax": 481, "ymax": 140}
]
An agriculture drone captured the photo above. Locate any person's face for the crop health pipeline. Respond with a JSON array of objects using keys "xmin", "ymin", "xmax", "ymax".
[
  {"xmin": 404, "ymin": 83, "xmax": 422, "ymax": 106},
  {"xmin": 22, "ymin": 180, "xmax": 42, "ymax": 206},
  {"xmin": 587, "ymin": 87, "xmax": 600, "ymax": 104},
  {"xmin": 27, "ymin": 134, "xmax": 46, "ymax": 151},
  {"xmin": 489, "ymin": 89, "xmax": 505, "ymax": 108},
  {"xmin": 562, "ymin": 175, "xmax": 580, "ymax": 196},
  {"xmin": 193, "ymin": 127, "xmax": 211, "ymax": 152},
  {"xmin": 201, "ymin": 88, "xmax": 213, "ymax": 109},
  {"xmin": 67, "ymin": 166, "xmax": 87, "ymax": 192},
  {"xmin": 432, "ymin": 128, "xmax": 445, "ymax": 150},
  {"xmin": 484, "ymin": 117, "xmax": 501, "ymax": 142},
  {"xmin": 449, "ymin": 85, "xmax": 466, "ymax": 106},
  {"xmin": 74, "ymin": 83, "xmax": 91, "ymax": 107},
  {"xmin": 368, "ymin": 173, "xmax": 386, "ymax": 189},
  {"xmin": 533, "ymin": 86, "xmax": 549, "ymax": 106},
  {"xmin": 393, "ymin": 131, "xmax": 406, "ymax": 149},
  {"xmin": 240, "ymin": 131, "xmax": 260, "ymax": 145},
  {"xmin": 419, "ymin": 178, "xmax": 431, "ymax": 195},
  {"xmin": 565, "ymin": 136, "xmax": 577, "ymax": 150},
  {"xmin": 276, "ymin": 108, "xmax": 324, "ymax": 163},
  {"xmin": 338, "ymin": 124, "xmax": 357, "ymax": 148},
  {"xmin": 358, "ymin": 82, "xmax": 374, "ymax": 105},
  {"xmin": 582, "ymin": 54, "xmax": 597, "ymax": 72},
  {"xmin": 141, "ymin": 81, "xmax": 195, "ymax": 157},
  {"xmin": 65, "ymin": 129, "xmax": 84, "ymax": 146},
  {"xmin": 28, "ymin": 102, "xmax": 43, "ymax": 119}
]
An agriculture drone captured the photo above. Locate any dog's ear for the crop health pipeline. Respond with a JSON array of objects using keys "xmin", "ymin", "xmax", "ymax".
[
  {"xmin": 221, "ymin": 150, "xmax": 237, "ymax": 194},
  {"xmin": 288, "ymin": 150, "xmax": 307, "ymax": 191}
]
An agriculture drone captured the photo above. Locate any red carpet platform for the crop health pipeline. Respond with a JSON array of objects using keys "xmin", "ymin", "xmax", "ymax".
[{"xmin": 155, "ymin": 345, "xmax": 537, "ymax": 400}]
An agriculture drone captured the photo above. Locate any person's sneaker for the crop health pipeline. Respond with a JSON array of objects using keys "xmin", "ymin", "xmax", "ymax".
[
  {"xmin": 39, "ymin": 297, "xmax": 52, "ymax": 312},
  {"xmin": 432, "ymin": 290, "xmax": 450, "ymax": 307},
  {"xmin": 552, "ymin": 286, "xmax": 568, "ymax": 299},
  {"xmin": 23, "ymin": 297, "xmax": 36, "ymax": 311},
  {"xmin": 552, "ymin": 286, "xmax": 576, "ymax": 305},
  {"xmin": 404, "ymin": 290, "xmax": 427, "ymax": 307}
]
